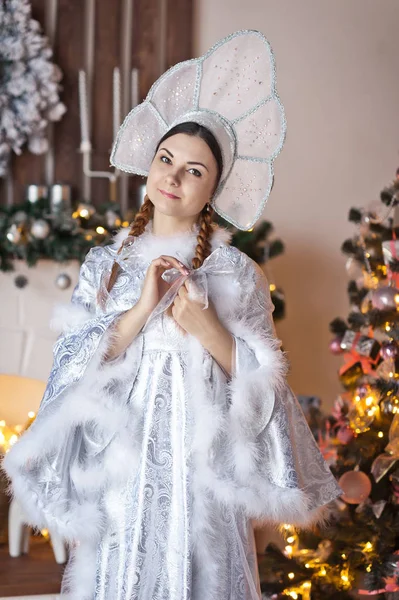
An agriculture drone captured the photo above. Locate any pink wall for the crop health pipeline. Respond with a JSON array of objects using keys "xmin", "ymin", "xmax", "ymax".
[{"xmin": 194, "ymin": 0, "xmax": 399, "ymax": 409}]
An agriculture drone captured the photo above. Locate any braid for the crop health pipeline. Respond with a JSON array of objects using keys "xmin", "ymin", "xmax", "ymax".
[
  {"xmin": 106, "ymin": 195, "xmax": 154, "ymax": 293},
  {"xmin": 192, "ymin": 203, "xmax": 215, "ymax": 270}
]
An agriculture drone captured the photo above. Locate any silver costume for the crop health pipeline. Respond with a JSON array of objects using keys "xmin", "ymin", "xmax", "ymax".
[{"xmin": 3, "ymin": 222, "xmax": 342, "ymax": 599}]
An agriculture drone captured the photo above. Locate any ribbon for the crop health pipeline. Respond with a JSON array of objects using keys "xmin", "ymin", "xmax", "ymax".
[
  {"xmin": 141, "ymin": 246, "xmax": 236, "ymax": 331},
  {"xmin": 338, "ymin": 330, "xmax": 379, "ymax": 377},
  {"xmin": 371, "ymin": 413, "xmax": 399, "ymax": 482}
]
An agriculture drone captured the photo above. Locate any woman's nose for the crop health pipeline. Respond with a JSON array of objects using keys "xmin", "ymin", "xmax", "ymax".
[{"xmin": 165, "ymin": 170, "xmax": 180, "ymax": 186}]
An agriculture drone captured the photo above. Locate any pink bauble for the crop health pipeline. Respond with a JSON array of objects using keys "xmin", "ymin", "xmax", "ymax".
[
  {"xmin": 337, "ymin": 426, "xmax": 354, "ymax": 445},
  {"xmin": 329, "ymin": 337, "xmax": 344, "ymax": 355},
  {"xmin": 338, "ymin": 470, "xmax": 372, "ymax": 504}
]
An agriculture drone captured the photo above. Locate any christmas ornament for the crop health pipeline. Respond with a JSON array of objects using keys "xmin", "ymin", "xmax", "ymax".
[
  {"xmin": 338, "ymin": 470, "xmax": 372, "ymax": 504},
  {"xmin": 6, "ymin": 224, "xmax": 21, "ymax": 244},
  {"xmin": 339, "ymin": 361, "xmax": 365, "ymax": 389},
  {"xmin": 12, "ymin": 210, "xmax": 28, "ymax": 225},
  {"xmin": 371, "ymin": 286, "xmax": 399, "ymax": 310},
  {"xmin": 14, "ymin": 275, "xmax": 28, "ymax": 289},
  {"xmin": 340, "ymin": 330, "xmax": 381, "ymax": 362},
  {"xmin": 55, "ymin": 273, "xmax": 72, "ymax": 290},
  {"xmin": 381, "ymin": 341, "xmax": 399, "ymax": 360},
  {"xmin": 348, "ymin": 404, "xmax": 376, "ymax": 433},
  {"xmin": 329, "ymin": 337, "xmax": 344, "ymax": 355},
  {"xmin": 31, "ymin": 219, "xmax": 51, "ymax": 240}
]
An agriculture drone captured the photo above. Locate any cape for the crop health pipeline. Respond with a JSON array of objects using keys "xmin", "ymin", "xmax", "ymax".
[{"xmin": 2, "ymin": 219, "xmax": 342, "ymax": 600}]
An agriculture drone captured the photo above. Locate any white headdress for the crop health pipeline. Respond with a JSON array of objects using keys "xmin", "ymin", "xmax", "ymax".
[{"xmin": 110, "ymin": 29, "xmax": 286, "ymax": 231}]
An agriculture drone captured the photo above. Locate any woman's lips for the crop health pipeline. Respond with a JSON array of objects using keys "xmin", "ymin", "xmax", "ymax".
[{"xmin": 159, "ymin": 188, "xmax": 180, "ymax": 199}]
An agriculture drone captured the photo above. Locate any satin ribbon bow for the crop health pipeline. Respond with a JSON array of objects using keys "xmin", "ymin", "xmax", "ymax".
[
  {"xmin": 142, "ymin": 247, "xmax": 236, "ymax": 332},
  {"xmin": 339, "ymin": 332, "xmax": 376, "ymax": 377},
  {"xmin": 371, "ymin": 413, "xmax": 399, "ymax": 482}
]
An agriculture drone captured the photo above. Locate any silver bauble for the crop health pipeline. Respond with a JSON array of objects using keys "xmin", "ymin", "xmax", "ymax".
[
  {"xmin": 55, "ymin": 273, "xmax": 72, "ymax": 290},
  {"xmin": 12, "ymin": 210, "xmax": 28, "ymax": 225},
  {"xmin": 371, "ymin": 286, "xmax": 399, "ymax": 310},
  {"xmin": 31, "ymin": 219, "xmax": 51, "ymax": 240}
]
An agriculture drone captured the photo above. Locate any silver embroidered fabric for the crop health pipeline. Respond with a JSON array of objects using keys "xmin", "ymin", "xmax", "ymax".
[{"xmin": 3, "ymin": 225, "xmax": 341, "ymax": 600}]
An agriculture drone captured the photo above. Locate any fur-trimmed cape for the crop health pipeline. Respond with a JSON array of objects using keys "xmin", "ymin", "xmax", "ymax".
[{"xmin": 2, "ymin": 220, "xmax": 342, "ymax": 599}]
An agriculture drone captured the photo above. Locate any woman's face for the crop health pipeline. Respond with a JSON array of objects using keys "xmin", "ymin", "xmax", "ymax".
[{"xmin": 146, "ymin": 133, "xmax": 219, "ymax": 220}]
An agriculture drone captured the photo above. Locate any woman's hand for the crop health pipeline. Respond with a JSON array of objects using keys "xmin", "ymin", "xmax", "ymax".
[
  {"xmin": 137, "ymin": 255, "xmax": 189, "ymax": 318},
  {"xmin": 170, "ymin": 281, "xmax": 234, "ymax": 376}
]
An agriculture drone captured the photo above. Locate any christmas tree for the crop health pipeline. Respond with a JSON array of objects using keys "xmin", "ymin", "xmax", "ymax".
[{"xmin": 258, "ymin": 171, "xmax": 399, "ymax": 599}]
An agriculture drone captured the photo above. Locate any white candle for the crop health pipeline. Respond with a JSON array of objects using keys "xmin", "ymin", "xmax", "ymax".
[
  {"xmin": 131, "ymin": 67, "xmax": 139, "ymax": 108},
  {"xmin": 113, "ymin": 67, "xmax": 121, "ymax": 139},
  {"xmin": 78, "ymin": 70, "xmax": 91, "ymax": 151}
]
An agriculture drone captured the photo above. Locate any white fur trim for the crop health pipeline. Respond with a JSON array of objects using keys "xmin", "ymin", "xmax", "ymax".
[
  {"xmin": 50, "ymin": 302, "xmax": 93, "ymax": 333},
  {"xmin": 2, "ymin": 326, "xmax": 144, "ymax": 546}
]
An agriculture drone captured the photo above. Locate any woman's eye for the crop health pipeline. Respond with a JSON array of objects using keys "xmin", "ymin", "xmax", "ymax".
[
  {"xmin": 188, "ymin": 168, "xmax": 201, "ymax": 177},
  {"xmin": 160, "ymin": 155, "xmax": 171, "ymax": 164}
]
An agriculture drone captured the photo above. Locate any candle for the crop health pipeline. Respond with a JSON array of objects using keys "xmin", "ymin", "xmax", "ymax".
[
  {"xmin": 78, "ymin": 70, "xmax": 91, "ymax": 151},
  {"xmin": 113, "ymin": 67, "xmax": 121, "ymax": 139},
  {"xmin": 131, "ymin": 67, "xmax": 139, "ymax": 108}
]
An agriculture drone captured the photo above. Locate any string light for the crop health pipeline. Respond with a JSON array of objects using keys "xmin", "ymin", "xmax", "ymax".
[
  {"xmin": 378, "ymin": 431, "xmax": 384, "ymax": 438},
  {"xmin": 288, "ymin": 572, "xmax": 295, "ymax": 579}
]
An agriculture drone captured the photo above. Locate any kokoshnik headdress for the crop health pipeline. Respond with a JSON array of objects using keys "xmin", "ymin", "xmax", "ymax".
[{"xmin": 110, "ymin": 29, "xmax": 286, "ymax": 231}]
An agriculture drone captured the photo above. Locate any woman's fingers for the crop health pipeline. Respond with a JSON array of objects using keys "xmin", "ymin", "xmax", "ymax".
[{"xmin": 151, "ymin": 255, "xmax": 189, "ymax": 276}]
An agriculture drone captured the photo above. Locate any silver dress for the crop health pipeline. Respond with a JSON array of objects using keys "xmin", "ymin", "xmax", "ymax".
[{"xmin": 2, "ymin": 221, "xmax": 342, "ymax": 600}]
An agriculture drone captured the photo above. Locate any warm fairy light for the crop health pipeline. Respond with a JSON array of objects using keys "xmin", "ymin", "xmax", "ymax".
[
  {"xmin": 378, "ymin": 431, "xmax": 384, "ymax": 438},
  {"xmin": 319, "ymin": 568, "xmax": 327, "ymax": 576},
  {"xmin": 289, "ymin": 593, "xmax": 298, "ymax": 600},
  {"xmin": 85, "ymin": 234, "xmax": 93, "ymax": 241},
  {"xmin": 9, "ymin": 434, "xmax": 18, "ymax": 446},
  {"xmin": 122, "ymin": 220, "xmax": 129, "ymax": 227},
  {"xmin": 389, "ymin": 372, "xmax": 394, "ymax": 378},
  {"xmin": 366, "ymin": 564, "xmax": 372, "ymax": 572},
  {"xmin": 288, "ymin": 572, "xmax": 295, "ymax": 579},
  {"xmin": 79, "ymin": 208, "xmax": 90, "ymax": 218},
  {"xmin": 286, "ymin": 536, "xmax": 296, "ymax": 544},
  {"xmin": 72, "ymin": 211, "xmax": 79, "ymax": 219},
  {"xmin": 302, "ymin": 581, "xmax": 311, "ymax": 589},
  {"xmin": 355, "ymin": 395, "xmax": 361, "ymax": 402},
  {"xmin": 305, "ymin": 563, "xmax": 310, "ymax": 568},
  {"xmin": 341, "ymin": 553, "xmax": 346, "ymax": 559},
  {"xmin": 395, "ymin": 294, "xmax": 399, "ymax": 305},
  {"xmin": 285, "ymin": 545, "xmax": 293, "ymax": 556},
  {"xmin": 386, "ymin": 324, "xmax": 391, "ymax": 332},
  {"xmin": 365, "ymin": 396, "xmax": 374, "ymax": 406},
  {"xmin": 28, "ymin": 411, "xmax": 35, "ymax": 419},
  {"xmin": 96, "ymin": 226, "xmax": 105, "ymax": 234},
  {"xmin": 364, "ymin": 542, "xmax": 373, "ymax": 552},
  {"xmin": 269, "ymin": 283, "xmax": 276, "ymax": 292}
]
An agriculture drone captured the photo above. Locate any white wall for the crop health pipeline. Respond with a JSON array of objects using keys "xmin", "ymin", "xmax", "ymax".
[{"xmin": 194, "ymin": 0, "xmax": 399, "ymax": 409}]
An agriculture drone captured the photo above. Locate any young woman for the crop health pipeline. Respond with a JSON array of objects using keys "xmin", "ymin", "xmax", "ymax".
[{"xmin": 3, "ymin": 30, "xmax": 342, "ymax": 600}]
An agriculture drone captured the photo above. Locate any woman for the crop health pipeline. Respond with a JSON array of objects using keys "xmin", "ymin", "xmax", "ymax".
[{"xmin": 3, "ymin": 30, "xmax": 342, "ymax": 600}]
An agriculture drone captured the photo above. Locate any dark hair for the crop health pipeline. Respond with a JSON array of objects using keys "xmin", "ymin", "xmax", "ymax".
[
  {"xmin": 105, "ymin": 122, "xmax": 223, "ymax": 294},
  {"xmin": 155, "ymin": 121, "xmax": 223, "ymax": 189}
]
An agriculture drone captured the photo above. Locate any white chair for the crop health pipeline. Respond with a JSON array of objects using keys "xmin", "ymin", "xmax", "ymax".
[
  {"xmin": 8, "ymin": 498, "xmax": 67, "ymax": 564},
  {"xmin": 1, "ymin": 373, "xmax": 68, "ymax": 564}
]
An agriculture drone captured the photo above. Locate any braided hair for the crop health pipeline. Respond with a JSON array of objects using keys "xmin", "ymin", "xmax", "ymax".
[{"xmin": 106, "ymin": 122, "xmax": 223, "ymax": 293}]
